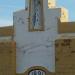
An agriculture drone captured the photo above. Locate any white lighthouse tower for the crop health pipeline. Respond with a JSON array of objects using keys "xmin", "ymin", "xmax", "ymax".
[{"xmin": 13, "ymin": 0, "xmax": 68, "ymax": 74}]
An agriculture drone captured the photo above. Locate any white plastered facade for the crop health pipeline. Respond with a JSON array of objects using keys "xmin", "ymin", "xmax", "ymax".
[{"xmin": 13, "ymin": 0, "xmax": 68, "ymax": 73}]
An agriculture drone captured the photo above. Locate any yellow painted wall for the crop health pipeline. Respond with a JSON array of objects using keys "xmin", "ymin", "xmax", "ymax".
[
  {"xmin": 58, "ymin": 19, "xmax": 75, "ymax": 33},
  {"xmin": 0, "ymin": 41, "xmax": 16, "ymax": 75},
  {"xmin": 0, "ymin": 26, "xmax": 13, "ymax": 36},
  {"xmin": 55, "ymin": 38, "xmax": 75, "ymax": 75}
]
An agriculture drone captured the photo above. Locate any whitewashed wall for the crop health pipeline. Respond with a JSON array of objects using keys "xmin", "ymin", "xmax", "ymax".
[{"xmin": 13, "ymin": 0, "xmax": 62, "ymax": 73}]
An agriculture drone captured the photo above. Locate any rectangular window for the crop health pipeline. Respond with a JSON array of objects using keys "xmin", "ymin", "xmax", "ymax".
[{"xmin": 29, "ymin": 0, "xmax": 44, "ymax": 31}]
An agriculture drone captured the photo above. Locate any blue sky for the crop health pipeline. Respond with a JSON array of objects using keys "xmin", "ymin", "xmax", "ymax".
[{"xmin": 0, "ymin": 0, "xmax": 75, "ymax": 27}]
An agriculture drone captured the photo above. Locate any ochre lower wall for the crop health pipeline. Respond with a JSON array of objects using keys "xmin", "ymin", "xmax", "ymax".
[
  {"xmin": 16, "ymin": 73, "xmax": 24, "ymax": 75},
  {"xmin": 0, "ymin": 41, "xmax": 16, "ymax": 75},
  {"xmin": 1, "ymin": 38, "xmax": 74, "ymax": 75},
  {"xmin": 0, "ymin": 26, "xmax": 13, "ymax": 36},
  {"xmin": 55, "ymin": 38, "xmax": 75, "ymax": 75},
  {"xmin": 58, "ymin": 21, "xmax": 75, "ymax": 33}
]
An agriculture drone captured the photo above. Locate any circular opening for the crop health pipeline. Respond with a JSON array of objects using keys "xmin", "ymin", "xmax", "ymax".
[{"xmin": 28, "ymin": 69, "xmax": 46, "ymax": 75}]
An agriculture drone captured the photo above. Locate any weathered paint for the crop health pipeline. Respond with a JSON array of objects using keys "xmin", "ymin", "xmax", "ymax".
[
  {"xmin": 0, "ymin": 41, "xmax": 16, "ymax": 75},
  {"xmin": 58, "ymin": 20, "xmax": 75, "ymax": 33},
  {"xmin": 0, "ymin": 26, "xmax": 13, "ymax": 36},
  {"xmin": 55, "ymin": 37, "xmax": 75, "ymax": 75},
  {"xmin": 13, "ymin": 0, "xmax": 69, "ymax": 74}
]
